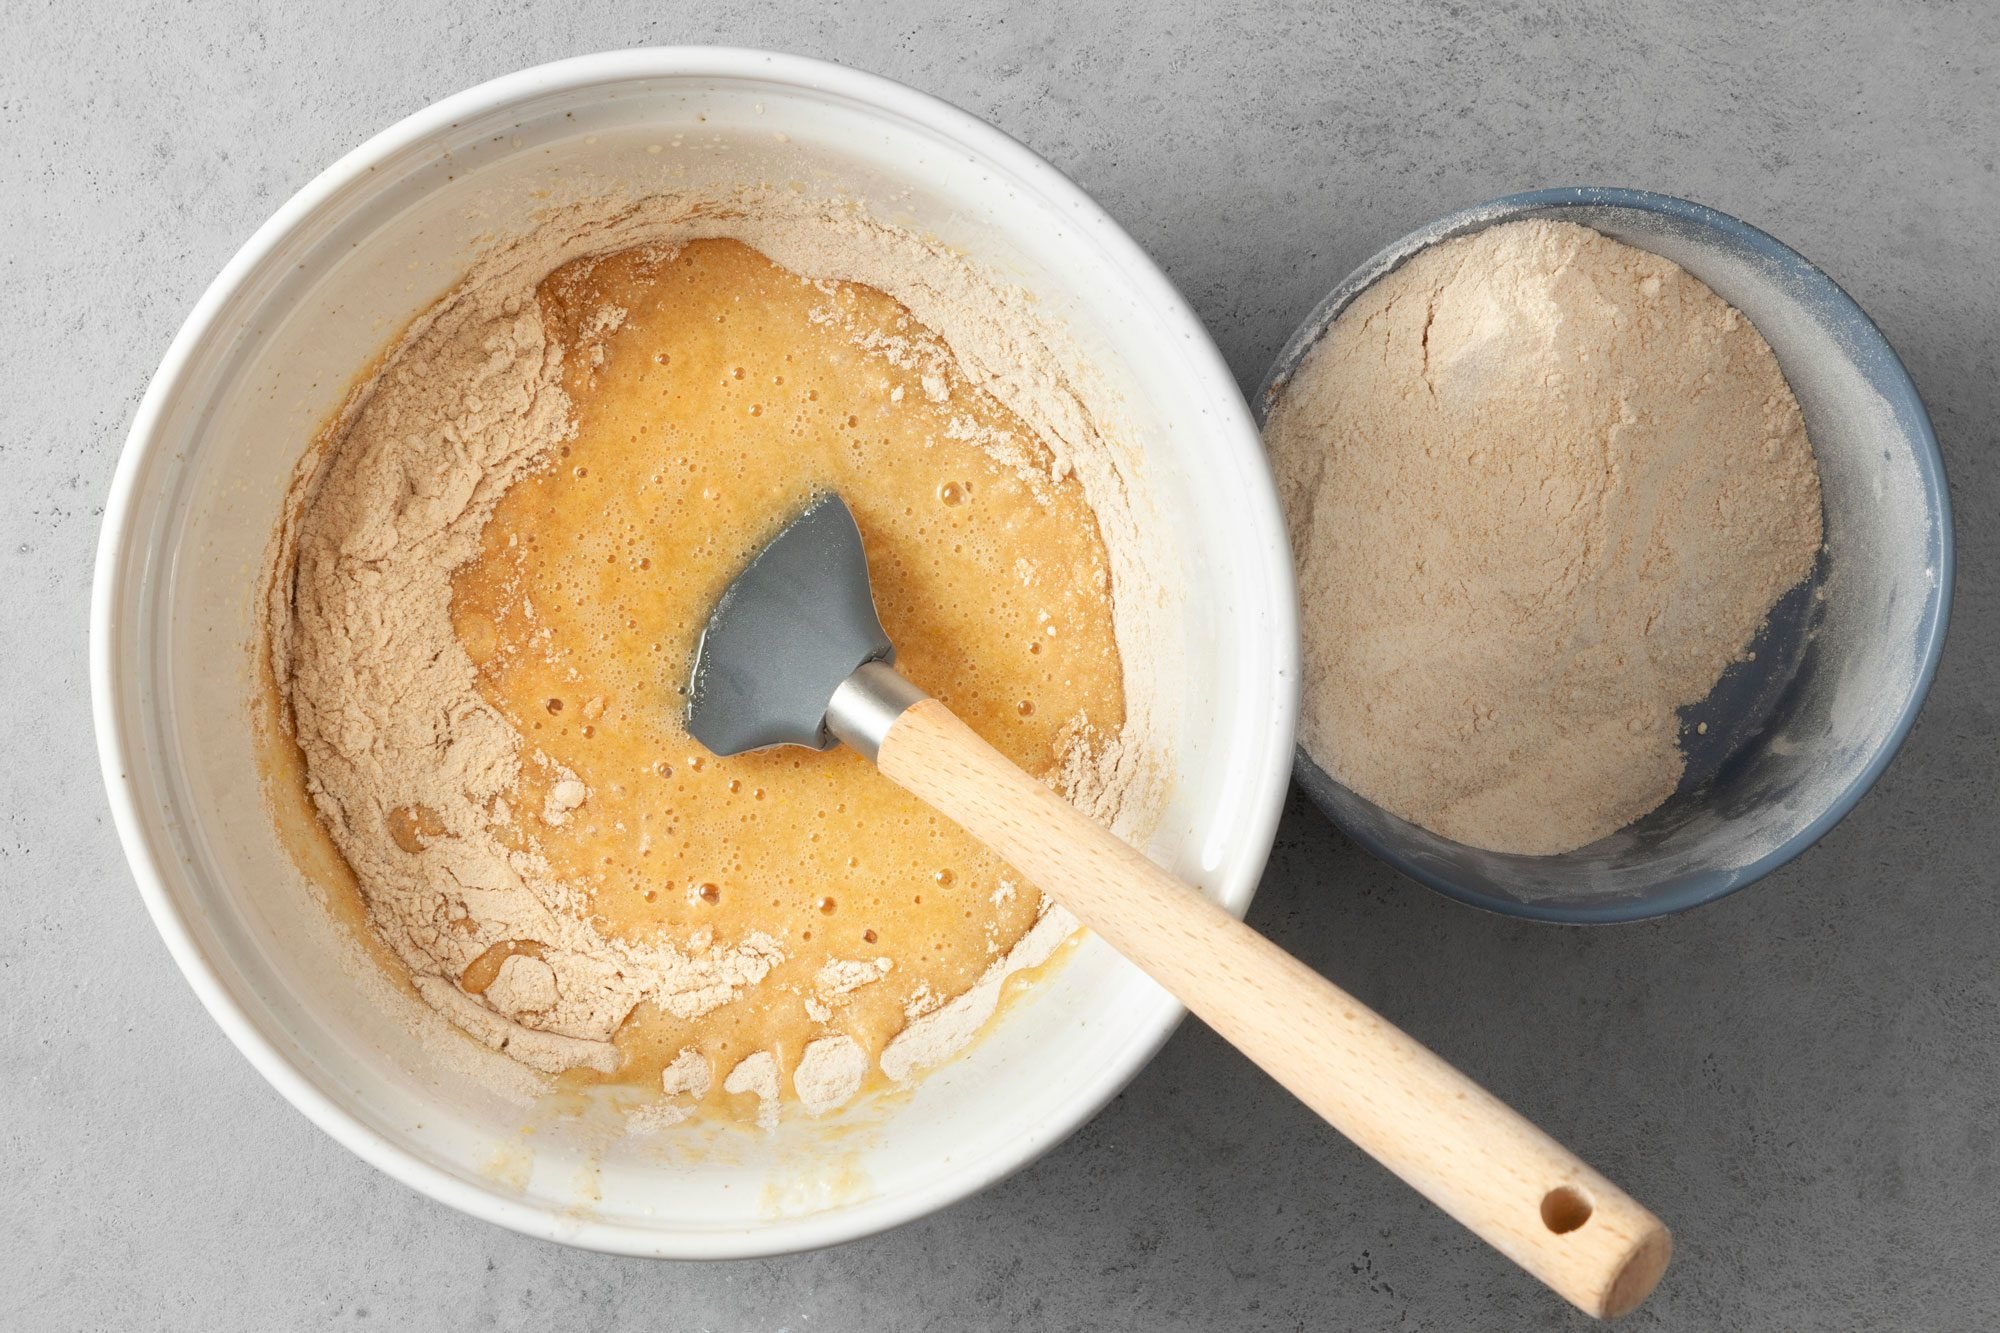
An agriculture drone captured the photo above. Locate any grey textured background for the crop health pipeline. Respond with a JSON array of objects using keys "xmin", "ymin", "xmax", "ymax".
[{"xmin": 5, "ymin": 1, "xmax": 1996, "ymax": 1328}]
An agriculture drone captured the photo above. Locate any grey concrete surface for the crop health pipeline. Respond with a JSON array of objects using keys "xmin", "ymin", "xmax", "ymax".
[{"xmin": 4, "ymin": 1, "xmax": 1996, "ymax": 1327}]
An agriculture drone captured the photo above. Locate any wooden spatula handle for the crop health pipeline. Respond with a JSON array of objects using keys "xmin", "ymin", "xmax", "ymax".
[{"xmin": 875, "ymin": 697, "xmax": 1671, "ymax": 1319}]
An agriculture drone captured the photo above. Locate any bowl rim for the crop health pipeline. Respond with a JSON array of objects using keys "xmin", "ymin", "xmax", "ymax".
[
  {"xmin": 1257, "ymin": 186, "xmax": 1954, "ymax": 924},
  {"xmin": 90, "ymin": 47, "xmax": 1299, "ymax": 1255}
]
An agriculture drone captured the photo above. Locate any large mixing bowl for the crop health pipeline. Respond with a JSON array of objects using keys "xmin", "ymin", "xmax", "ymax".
[
  {"xmin": 1259, "ymin": 188, "xmax": 1952, "ymax": 923},
  {"xmin": 92, "ymin": 50, "xmax": 1298, "ymax": 1255}
]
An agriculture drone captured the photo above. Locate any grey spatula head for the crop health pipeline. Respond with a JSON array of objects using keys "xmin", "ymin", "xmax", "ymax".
[{"xmin": 686, "ymin": 493, "xmax": 895, "ymax": 756}]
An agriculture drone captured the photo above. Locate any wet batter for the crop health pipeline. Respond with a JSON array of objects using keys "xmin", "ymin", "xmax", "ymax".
[{"xmin": 448, "ymin": 239, "xmax": 1126, "ymax": 1106}]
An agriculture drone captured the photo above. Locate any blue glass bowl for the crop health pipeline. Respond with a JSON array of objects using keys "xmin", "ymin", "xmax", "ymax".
[{"xmin": 1256, "ymin": 188, "xmax": 1953, "ymax": 922}]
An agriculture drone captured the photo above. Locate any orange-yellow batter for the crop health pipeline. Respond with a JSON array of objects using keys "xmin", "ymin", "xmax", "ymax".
[{"xmin": 448, "ymin": 239, "xmax": 1125, "ymax": 1104}]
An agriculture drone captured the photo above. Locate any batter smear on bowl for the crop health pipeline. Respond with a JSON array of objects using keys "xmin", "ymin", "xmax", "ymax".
[{"xmin": 263, "ymin": 196, "xmax": 1167, "ymax": 1125}]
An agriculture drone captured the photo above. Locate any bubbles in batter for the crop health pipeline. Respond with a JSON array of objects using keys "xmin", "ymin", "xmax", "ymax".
[{"xmin": 449, "ymin": 239, "xmax": 1127, "ymax": 1104}]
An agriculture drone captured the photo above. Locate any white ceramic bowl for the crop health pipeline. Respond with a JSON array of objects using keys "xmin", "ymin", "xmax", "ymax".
[{"xmin": 92, "ymin": 49, "xmax": 1298, "ymax": 1256}]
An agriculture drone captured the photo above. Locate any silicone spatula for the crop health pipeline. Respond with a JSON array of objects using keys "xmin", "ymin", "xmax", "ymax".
[{"xmin": 685, "ymin": 492, "xmax": 1671, "ymax": 1319}]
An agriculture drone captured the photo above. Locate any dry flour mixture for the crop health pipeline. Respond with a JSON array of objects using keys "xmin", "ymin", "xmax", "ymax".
[{"xmin": 1268, "ymin": 219, "xmax": 1823, "ymax": 855}]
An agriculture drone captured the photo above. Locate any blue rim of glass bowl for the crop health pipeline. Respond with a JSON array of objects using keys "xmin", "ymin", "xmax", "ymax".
[{"xmin": 1256, "ymin": 186, "xmax": 1955, "ymax": 924}]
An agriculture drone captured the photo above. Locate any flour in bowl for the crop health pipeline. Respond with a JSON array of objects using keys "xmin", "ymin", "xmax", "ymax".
[{"xmin": 1267, "ymin": 219, "xmax": 1823, "ymax": 855}]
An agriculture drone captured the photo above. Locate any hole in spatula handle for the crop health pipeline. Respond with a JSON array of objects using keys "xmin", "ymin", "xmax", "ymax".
[{"xmin": 1540, "ymin": 1184, "xmax": 1595, "ymax": 1234}]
